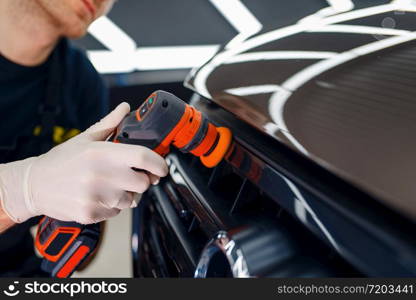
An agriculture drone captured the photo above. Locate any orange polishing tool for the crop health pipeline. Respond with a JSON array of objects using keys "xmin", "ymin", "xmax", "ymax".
[
  {"xmin": 114, "ymin": 90, "xmax": 232, "ymax": 168},
  {"xmin": 35, "ymin": 90, "xmax": 232, "ymax": 278}
]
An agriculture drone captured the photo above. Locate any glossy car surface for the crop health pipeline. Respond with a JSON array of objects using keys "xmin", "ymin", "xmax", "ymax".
[
  {"xmin": 186, "ymin": 0, "xmax": 416, "ymax": 221},
  {"xmin": 133, "ymin": 1, "xmax": 416, "ymax": 277}
]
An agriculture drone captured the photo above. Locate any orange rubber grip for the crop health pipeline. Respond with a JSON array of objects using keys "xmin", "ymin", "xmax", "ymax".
[
  {"xmin": 190, "ymin": 123, "xmax": 218, "ymax": 157},
  {"xmin": 173, "ymin": 107, "xmax": 202, "ymax": 149},
  {"xmin": 153, "ymin": 104, "xmax": 193, "ymax": 155},
  {"xmin": 56, "ymin": 245, "xmax": 90, "ymax": 278}
]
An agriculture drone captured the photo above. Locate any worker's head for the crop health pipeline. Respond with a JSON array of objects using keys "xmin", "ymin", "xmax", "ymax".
[{"xmin": 35, "ymin": 0, "xmax": 116, "ymax": 38}]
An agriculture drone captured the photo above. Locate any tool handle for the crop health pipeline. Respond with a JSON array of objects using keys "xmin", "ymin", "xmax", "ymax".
[
  {"xmin": 113, "ymin": 90, "xmax": 185, "ymax": 156},
  {"xmin": 35, "ymin": 217, "xmax": 100, "ymax": 278}
]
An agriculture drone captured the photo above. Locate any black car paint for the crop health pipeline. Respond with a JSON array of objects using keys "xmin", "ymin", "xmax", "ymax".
[{"xmin": 132, "ymin": 1, "xmax": 416, "ymax": 277}]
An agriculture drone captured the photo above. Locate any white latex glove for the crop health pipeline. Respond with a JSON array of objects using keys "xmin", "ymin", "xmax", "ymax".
[{"xmin": 0, "ymin": 102, "xmax": 168, "ymax": 224}]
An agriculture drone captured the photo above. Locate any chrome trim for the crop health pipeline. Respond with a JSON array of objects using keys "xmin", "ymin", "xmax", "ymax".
[{"xmin": 194, "ymin": 231, "xmax": 250, "ymax": 278}]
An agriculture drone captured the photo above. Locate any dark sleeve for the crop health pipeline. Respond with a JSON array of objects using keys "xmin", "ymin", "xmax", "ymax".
[{"xmin": 65, "ymin": 41, "xmax": 110, "ymax": 131}]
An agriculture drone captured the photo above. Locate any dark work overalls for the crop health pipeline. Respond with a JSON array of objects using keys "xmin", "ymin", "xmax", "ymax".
[{"xmin": 0, "ymin": 48, "xmax": 63, "ymax": 276}]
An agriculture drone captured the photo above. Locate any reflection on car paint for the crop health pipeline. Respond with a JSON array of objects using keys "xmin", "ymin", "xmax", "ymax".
[
  {"xmin": 186, "ymin": 1, "xmax": 416, "ymax": 220},
  {"xmin": 168, "ymin": 140, "xmax": 416, "ymax": 275}
]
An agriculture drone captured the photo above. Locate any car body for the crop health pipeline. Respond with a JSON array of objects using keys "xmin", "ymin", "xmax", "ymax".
[{"xmin": 132, "ymin": 1, "xmax": 416, "ymax": 277}]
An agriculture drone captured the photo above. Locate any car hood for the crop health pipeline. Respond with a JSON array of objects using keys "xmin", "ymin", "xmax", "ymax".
[{"xmin": 185, "ymin": 2, "xmax": 416, "ymax": 221}]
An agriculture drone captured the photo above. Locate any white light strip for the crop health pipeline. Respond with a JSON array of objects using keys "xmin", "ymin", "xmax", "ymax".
[
  {"xmin": 225, "ymin": 84, "xmax": 286, "ymax": 96},
  {"xmin": 209, "ymin": 0, "xmax": 262, "ymax": 49},
  {"xmin": 318, "ymin": 4, "xmax": 395, "ymax": 26},
  {"xmin": 225, "ymin": 32, "xmax": 261, "ymax": 50},
  {"xmin": 209, "ymin": 0, "xmax": 261, "ymax": 33},
  {"xmin": 310, "ymin": 24, "xmax": 410, "ymax": 36},
  {"xmin": 327, "ymin": 0, "xmax": 354, "ymax": 11},
  {"xmin": 192, "ymin": 25, "xmax": 311, "ymax": 97},
  {"xmin": 85, "ymin": 1, "xmax": 415, "ymax": 74},
  {"xmin": 88, "ymin": 46, "xmax": 220, "ymax": 73},
  {"xmin": 190, "ymin": 3, "xmax": 415, "ymax": 155},
  {"xmin": 87, "ymin": 51, "xmax": 136, "ymax": 74},
  {"xmin": 352, "ymin": 31, "xmax": 416, "ymax": 55},
  {"xmin": 281, "ymin": 131, "xmax": 309, "ymax": 155},
  {"xmin": 224, "ymin": 51, "xmax": 336, "ymax": 64},
  {"xmin": 267, "ymin": 88, "xmax": 293, "ymax": 131},
  {"xmin": 191, "ymin": 3, "xmax": 403, "ymax": 98},
  {"xmin": 282, "ymin": 32, "xmax": 416, "ymax": 92},
  {"xmin": 196, "ymin": 4, "xmax": 396, "ymax": 73},
  {"xmin": 87, "ymin": 16, "xmax": 137, "ymax": 52},
  {"xmin": 87, "ymin": 3, "xmax": 397, "ymax": 74},
  {"xmin": 134, "ymin": 45, "xmax": 220, "ymax": 70},
  {"xmin": 282, "ymin": 52, "xmax": 354, "ymax": 93},
  {"xmin": 300, "ymin": 0, "xmax": 354, "ymax": 23},
  {"xmin": 268, "ymin": 32, "xmax": 416, "ymax": 139},
  {"xmin": 393, "ymin": 0, "xmax": 416, "ymax": 10},
  {"xmin": 283, "ymin": 177, "xmax": 341, "ymax": 252}
]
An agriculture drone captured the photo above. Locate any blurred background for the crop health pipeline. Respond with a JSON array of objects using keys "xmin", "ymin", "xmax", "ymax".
[
  {"xmin": 72, "ymin": 0, "xmax": 336, "ymax": 108},
  {"xmin": 73, "ymin": 0, "xmax": 238, "ymax": 110}
]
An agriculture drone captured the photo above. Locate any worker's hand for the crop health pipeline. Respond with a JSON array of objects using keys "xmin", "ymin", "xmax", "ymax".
[{"xmin": 0, "ymin": 103, "xmax": 168, "ymax": 224}]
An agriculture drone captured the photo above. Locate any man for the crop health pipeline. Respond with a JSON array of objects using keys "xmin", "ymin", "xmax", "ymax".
[{"xmin": 0, "ymin": 0, "xmax": 168, "ymax": 276}]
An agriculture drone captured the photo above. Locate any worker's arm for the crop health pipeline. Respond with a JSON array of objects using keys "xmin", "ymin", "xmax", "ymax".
[{"xmin": 0, "ymin": 103, "xmax": 168, "ymax": 228}]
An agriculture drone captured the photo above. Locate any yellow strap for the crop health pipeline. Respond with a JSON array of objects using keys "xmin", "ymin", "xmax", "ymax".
[{"xmin": 33, "ymin": 126, "xmax": 81, "ymax": 145}]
